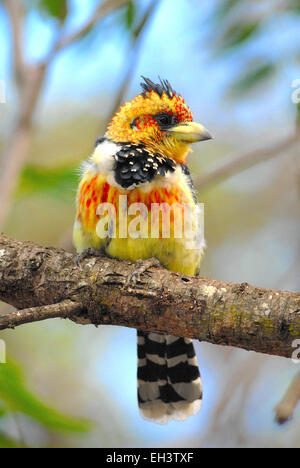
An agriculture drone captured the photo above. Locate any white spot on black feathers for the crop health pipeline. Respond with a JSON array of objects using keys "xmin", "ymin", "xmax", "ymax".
[{"xmin": 114, "ymin": 143, "xmax": 176, "ymax": 188}]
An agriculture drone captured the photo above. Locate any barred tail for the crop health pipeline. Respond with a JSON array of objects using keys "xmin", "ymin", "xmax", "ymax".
[{"xmin": 137, "ymin": 331, "xmax": 202, "ymax": 424}]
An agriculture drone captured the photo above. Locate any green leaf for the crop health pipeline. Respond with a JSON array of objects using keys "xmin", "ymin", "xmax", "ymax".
[
  {"xmin": 228, "ymin": 62, "xmax": 276, "ymax": 97},
  {"xmin": 0, "ymin": 431, "xmax": 22, "ymax": 448},
  {"xmin": 116, "ymin": 0, "xmax": 137, "ymax": 34},
  {"xmin": 290, "ymin": 0, "xmax": 300, "ymax": 13},
  {"xmin": 221, "ymin": 20, "xmax": 261, "ymax": 50},
  {"xmin": 0, "ymin": 404, "xmax": 6, "ymax": 419},
  {"xmin": 38, "ymin": 0, "xmax": 68, "ymax": 21},
  {"xmin": 125, "ymin": 0, "xmax": 135, "ymax": 30},
  {"xmin": 213, "ymin": 0, "xmax": 241, "ymax": 21},
  {"xmin": 0, "ymin": 362, "xmax": 91, "ymax": 433},
  {"xmin": 17, "ymin": 164, "xmax": 78, "ymax": 200}
]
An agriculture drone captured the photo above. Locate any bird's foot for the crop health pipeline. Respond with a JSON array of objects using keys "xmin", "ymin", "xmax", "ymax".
[
  {"xmin": 126, "ymin": 257, "xmax": 161, "ymax": 286},
  {"xmin": 76, "ymin": 248, "xmax": 103, "ymax": 267}
]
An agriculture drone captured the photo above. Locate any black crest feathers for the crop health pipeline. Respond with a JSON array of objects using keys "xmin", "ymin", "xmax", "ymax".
[{"xmin": 140, "ymin": 76, "xmax": 176, "ymax": 99}]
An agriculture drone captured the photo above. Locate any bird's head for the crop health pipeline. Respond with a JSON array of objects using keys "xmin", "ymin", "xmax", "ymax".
[{"xmin": 106, "ymin": 77, "xmax": 212, "ymax": 163}]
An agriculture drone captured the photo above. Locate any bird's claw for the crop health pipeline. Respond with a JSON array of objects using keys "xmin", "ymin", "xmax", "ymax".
[{"xmin": 126, "ymin": 257, "xmax": 161, "ymax": 286}]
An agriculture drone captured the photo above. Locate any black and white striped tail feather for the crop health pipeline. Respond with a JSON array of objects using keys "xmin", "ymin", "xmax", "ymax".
[{"xmin": 137, "ymin": 331, "xmax": 202, "ymax": 424}]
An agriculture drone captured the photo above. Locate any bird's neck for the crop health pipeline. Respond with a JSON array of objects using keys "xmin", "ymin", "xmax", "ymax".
[{"xmin": 146, "ymin": 139, "xmax": 192, "ymax": 164}]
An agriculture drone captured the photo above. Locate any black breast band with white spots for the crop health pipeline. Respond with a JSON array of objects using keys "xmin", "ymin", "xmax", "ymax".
[{"xmin": 113, "ymin": 143, "xmax": 176, "ymax": 189}]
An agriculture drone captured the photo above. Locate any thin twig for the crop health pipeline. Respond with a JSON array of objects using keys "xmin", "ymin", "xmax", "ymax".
[
  {"xmin": 46, "ymin": 0, "xmax": 129, "ymax": 62},
  {"xmin": 2, "ymin": 0, "xmax": 25, "ymax": 84},
  {"xmin": 195, "ymin": 132, "xmax": 300, "ymax": 191},
  {"xmin": 0, "ymin": 300, "xmax": 83, "ymax": 330},
  {"xmin": 275, "ymin": 372, "xmax": 300, "ymax": 424}
]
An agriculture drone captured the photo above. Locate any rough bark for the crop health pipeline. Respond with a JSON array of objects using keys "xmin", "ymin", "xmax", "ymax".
[{"xmin": 0, "ymin": 234, "xmax": 299, "ymax": 359}]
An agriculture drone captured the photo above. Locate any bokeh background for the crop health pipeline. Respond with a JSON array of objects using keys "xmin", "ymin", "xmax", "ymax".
[{"xmin": 0, "ymin": 0, "xmax": 299, "ymax": 448}]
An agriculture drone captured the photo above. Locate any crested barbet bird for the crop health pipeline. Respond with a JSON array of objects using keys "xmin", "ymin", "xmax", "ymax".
[{"xmin": 73, "ymin": 77, "xmax": 212, "ymax": 424}]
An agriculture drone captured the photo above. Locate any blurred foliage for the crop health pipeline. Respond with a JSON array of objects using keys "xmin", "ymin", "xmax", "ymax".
[
  {"xmin": 22, "ymin": 0, "xmax": 140, "ymax": 55},
  {"xmin": 0, "ymin": 431, "xmax": 21, "ymax": 448},
  {"xmin": 297, "ymin": 102, "xmax": 300, "ymax": 127},
  {"xmin": 212, "ymin": 0, "xmax": 300, "ymax": 98},
  {"xmin": 228, "ymin": 61, "xmax": 277, "ymax": 97},
  {"xmin": 37, "ymin": 0, "xmax": 68, "ymax": 22},
  {"xmin": 291, "ymin": 0, "xmax": 300, "ymax": 12},
  {"xmin": 17, "ymin": 164, "xmax": 77, "ymax": 200},
  {"xmin": 221, "ymin": 20, "xmax": 261, "ymax": 51},
  {"xmin": 112, "ymin": 0, "xmax": 158, "ymax": 43},
  {"xmin": 123, "ymin": 0, "xmax": 136, "ymax": 30},
  {"xmin": 0, "ymin": 360, "xmax": 91, "ymax": 448}
]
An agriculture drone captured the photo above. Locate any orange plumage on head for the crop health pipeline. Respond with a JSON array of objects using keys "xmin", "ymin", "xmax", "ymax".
[{"xmin": 107, "ymin": 78, "xmax": 194, "ymax": 163}]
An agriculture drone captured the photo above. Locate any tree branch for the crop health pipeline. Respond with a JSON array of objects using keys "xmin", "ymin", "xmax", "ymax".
[
  {"xmin": 47, "ymin": 0, "xmax": 129, "ymax": 60},
  {"xmin": 0, "ymin": 0, "xmax": 131, "ymax": 230},
  {"xmin": 195, "ymin": 132, "xmax": 300, "ymax": 191},
  {"xmin": 0, "ymin": 300, "xmax": 83, "ymax": 330},
  {"xmin": 275, "ymin": 372, "xmax": 300, "ymax": 424},
  {"xmin": 0, "ymin": 64, "xmax": 47, "ymax": 228},
  {"xmin": 0, "ymin": 234, "xmax": 299, "ymax": 359},
  {"xmin": 2, "ymin": 0, "xmax": 25, "ymax": 85}
]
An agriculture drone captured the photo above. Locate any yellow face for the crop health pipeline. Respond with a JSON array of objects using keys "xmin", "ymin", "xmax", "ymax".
[{"xmin": 106, "ymin": 78, "xmax": 211, "ymax": 163}]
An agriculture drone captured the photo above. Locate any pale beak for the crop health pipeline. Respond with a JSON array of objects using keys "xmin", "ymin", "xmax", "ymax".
[{"xmin": 168, "ymin": 122, "xmax": 212, "ymax": 143}]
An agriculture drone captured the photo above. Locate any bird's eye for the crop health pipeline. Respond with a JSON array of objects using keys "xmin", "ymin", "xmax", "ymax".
[
  {"xmin": 158, "ymin": 114, "xmax": 171, "ymax": 125},
  {"xmin": 154, "ymin": 113, "xmax": 177, "ymax": 129},
  {"xmin": 130, "ymin": 118, "xmax": 139, "ymax": 129}
]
